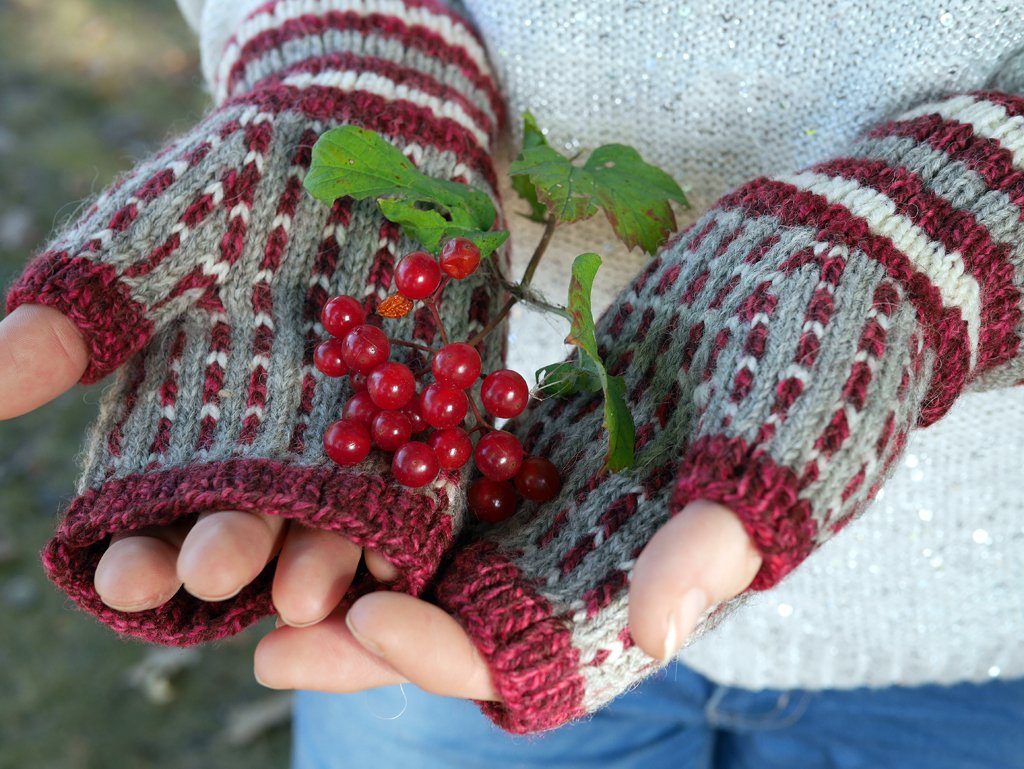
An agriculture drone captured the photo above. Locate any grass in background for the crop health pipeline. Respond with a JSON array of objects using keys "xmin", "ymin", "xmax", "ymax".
[{"xmin": 0, "ymin": 1, "xmax": 290, "ymax": 765}]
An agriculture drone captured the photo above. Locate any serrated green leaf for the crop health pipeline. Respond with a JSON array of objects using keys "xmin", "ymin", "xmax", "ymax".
[
  {"xmin": 535, "ymin": 360, "xmax": 602, "ymax": 398},
  {"xmin": 584, "ymin": 144, "xmax": 688, "ymax": 254},
  {"xmin": 304, "ymin": 126, "xmax": 502, "ymax": 251},
  {"xmin": 377, "ymin": 199, "xmax": 509, "ymax": 259},
  {"xmin": 510, "ymin": 112, "xmax": 551, "ymax": 223},
  {"xmin": 509, "ymin": 138, "xmax": 687, "ymax": 254},
  {"xmin": 509, "ymin": 144, "xmax": 600, "ymax": 223},
  {"xmin": 565, "ymin": 253, "xmax": 636, "ymax": 470}
]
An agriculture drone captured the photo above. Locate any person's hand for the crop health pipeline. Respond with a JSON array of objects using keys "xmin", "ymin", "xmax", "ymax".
[
  {"xmin": 258, "ymin": 86, "xmax": 1024, "ymax": 734},
  {"xmin": 0, "ymin": 303, "xmax": 399, "ymax": 626},
  {"xmin": 253, "ymin": 497, "xmax": 760, "ymax": 697},
  {"xmin": 4, "ymin": 0, "xmax": 505, "ymax": 643}
]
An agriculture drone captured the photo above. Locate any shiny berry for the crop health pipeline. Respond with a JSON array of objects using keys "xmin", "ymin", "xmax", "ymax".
[
  {"xmin": 392, "ymin": 441, "xmax": 439, "ymax": 488},
  {"xmin": 341, "ymin": 324, "xmax": 391, "ymax": 374},
  {"xmin": 428, "ymin": 428, "xmax": 473, "ymax": 470},
  {"xmin": 394, "ymin": 251, "xmax": 442, "ymax": 300},
  {"xmin": 432, "ymin": 343, "xmax": 482, "ymax": 390},
  {"xmin": 341, "ymin": 391, "xmax": 380, "ymax": 428},
  {"xmin": 440, "ymin": 237, "xmax": 481, "ymax": 279},
  {"xmin": 481, "ymin": 369, "xmax": 530, "ymax": 419},
  {"xmin": 468, "ymin": 478, "xmax": 517, "ymax": 523},
  {"xmin": 366, "ymin": 362, "xmax": 416, "ymax": 410},
  {"xmin": 350, "ymin": 372, "xmax": 368, "ymax": 392},
  {"xmin": 314, "ymin": 338, "xmax": 348, "ymax": 377},
  {"xmin": 403, "ymin": 392, "xmax": 429, "ymax": 434},
  {"xmin": 514, "ymin": 456, "xmax": 562, "ymax": 502},
  {"xmin": 474, "ymin": 430, "xmax": 524, "ymax": 482},
  {"xmin": 323, "ymin": 420, "xmax": 371, "ymax": 466},
  {"xmin": 420, "ymin": 383, "xmax": 469, "ymax": 430},
  {"xmin": 322, "ymin": 295, "xmax": 365, "ymax": 338},
  {"xmin": 371, "ymin": 410, "xmax": 414, "ymax": 452}
]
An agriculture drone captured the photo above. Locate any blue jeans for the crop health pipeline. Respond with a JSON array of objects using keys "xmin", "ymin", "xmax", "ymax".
[{"xmin": 292, "ymin": 663, "xmax": 1024, "ymax": 768}]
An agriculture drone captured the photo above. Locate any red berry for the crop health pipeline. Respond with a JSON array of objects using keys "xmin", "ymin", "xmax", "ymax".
[
  {"xmin": 468, "ymin": 478, "xmax": 518, "ymax": 523},
  {"xmin": 342, "ymin": 391, "xmax": 380, "ymax": 428},
  {"xmin": 341, "ymin": 324, "xmax": 391, "ymax": 374},
  {"xmin": 371, "ymin": 410, "xmax": 414, "ymax": 452},
  {"xmin": 432, "ymin": 343, "xmax": 482, "ymax": 390},
  {"xmin": 481, "ymin": 369, "xmax": 530, "ymax": 419},
  {"xmin": 366, "ymin": 362, "xmax": 416, "ymax": 410},
  {"xmin": 394, "ymin": 251, "xmax": 442, "ymax": 300},
  {"xmin": 428, "ymin": 428, "xmax": 473, "ymax": 470},
  {"xmin": 514, "ymin": 456, "xmax": 562, "ymax": 502},
  {"xmin": 440, "ymin": 238, "xmax": 481, "ymax": 280},
  {"xmin": 403, "ymin": 392, "xmax": 429, "ymax": 434},
  {"xmin": 323, "ymin": 420, "xmax": 371, "ymax": 466},
  {"xmin": 322, "ymin": 295, "xmax": 365, "ymax": 338},
  {"xmin": 350, "ymin": 372, "xmax": 368, "ymax": 392},
  {"xmin": 420, "ymin": 383, "xmax": 469, "ymax": 430},
  {"xmin": 474, "ymin": 430, "xmax": 524, "ymax": 481},
  {"xmin": 314, "ymin": 338, "xmax": 348, "ymax": 377},
  {"xmin": 392, "ymin": 441, "xmax": 439, "ymax": 488}
]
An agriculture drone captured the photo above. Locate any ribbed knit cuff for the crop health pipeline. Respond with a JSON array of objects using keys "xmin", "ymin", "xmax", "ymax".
[
  {"xmin": 46, "ymin": 458, "xmax": 458, "ymax": 645},
  {"xmin": 6, "ymin": 252, "xmax": 151, "ymax": 384},
  {"xmin": 435, "ymin": 543, "xmax": 588, "ymax": 734}
]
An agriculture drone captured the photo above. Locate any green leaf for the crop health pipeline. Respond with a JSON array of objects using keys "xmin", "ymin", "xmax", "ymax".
[
  {"xmin": 584, "ymin": 144, "xmax": 688, "ymax": 254},
  {"xmin": 510, "ymin": 112, "xmax": 552, "ymax": 223},
  {"xmin": 304, "ymin": 126, "xmax": 504, "ymax": 252},
  {"xmin": 535, "ymin": 360, "xmax": 602, "ymax": 398},
  {"xmin": 509, "ymin": 139, "xmax": 688, "ymax": 254},
  {"xmin": 564, "ymin": 253, "xmax": 636, "ymax": 471},
  {"xmin": 377, "ymin": 199, "xmax": 509, "ymax": 260},
  {"xmin": 509, "ymin": 144, "xmax": 599, "ymax": 223}
]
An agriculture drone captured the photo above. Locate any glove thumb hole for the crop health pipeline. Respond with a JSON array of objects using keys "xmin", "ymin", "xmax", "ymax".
[
  {"xmin": 628, "ymin": 499, "xmax": 762, "ymax": 662},
  {"xmin": 0, "ymin": 304, "xmax": 89, "ymax": 419}
]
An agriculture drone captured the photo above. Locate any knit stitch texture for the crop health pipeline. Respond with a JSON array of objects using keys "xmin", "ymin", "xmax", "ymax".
[
  {"xmin": 435, "ymin": 89, "xmax": 1024, "ymax": 733},
  {"xmin": 7, "ymin": 0, "xmax": 506, "ymax": 645}
]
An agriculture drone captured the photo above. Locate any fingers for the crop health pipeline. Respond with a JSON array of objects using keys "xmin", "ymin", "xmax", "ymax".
[
  {"xmin": 176, "ymin": 511, "xmax": 287, "ymax": 601},
  {"xmin": 629, "ymin": 499, "xmax": 763, "ymax": 662},
  {"xmin": 344, "ymin": 592, "xmax": 498, "ymax": 701},
  {"xmin": 273, "ymin": 526, "xmax": 362, "ymax": 628},
  {"xmin": 0, "ymin": 304, "xmax": 88, "ymax": 419},
  {"xmin": 363, "ymin": 549, "xmax": 399, "ymax": 583},
  {"xmin": 94, "ymin": 526, "xmax": 188, "ymax": 612},
  {"xmin": 254, "ymin": 611, "xmax": 406, "ymax": 692}
]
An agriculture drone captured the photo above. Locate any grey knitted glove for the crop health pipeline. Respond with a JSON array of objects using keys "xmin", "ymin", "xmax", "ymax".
[
  {"xmin": 6, "ymin": 0, "xmax": 505, "ymax": 645},
  {"xmin": 434, "ymin": 87, "xmax": 1024, "ymax": 732}
]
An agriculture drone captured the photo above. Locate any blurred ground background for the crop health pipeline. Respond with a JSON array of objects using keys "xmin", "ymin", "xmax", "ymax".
[{"xmin": 0, "ymin": 1, "xmax": 291, "ymax": 765}]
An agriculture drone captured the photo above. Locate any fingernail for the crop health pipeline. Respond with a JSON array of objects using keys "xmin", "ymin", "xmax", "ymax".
[
  {"xmin": 274, "ymin": 616, "xmax": 284, "ymax": 629},
  {"xmin": 278, "ymin": 614, "xmax": 328, "ymax": 629},
  {"xmin": 663, "ymin": 588, "xmax": 709, "ymax": 661},
  {"xmin": 345, "ymin": 612, "xmax": 385, "ymax": 657}
]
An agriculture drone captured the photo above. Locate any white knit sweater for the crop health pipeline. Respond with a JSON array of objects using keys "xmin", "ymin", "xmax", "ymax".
[{"xmin": 177, "ymin": 0, "xmax": 1024, "ymax": 691}]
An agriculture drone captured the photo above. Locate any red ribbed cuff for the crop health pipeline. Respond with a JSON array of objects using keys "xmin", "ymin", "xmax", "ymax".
[
  {"xmin": 435, "ymin": 543, "xmax": 587, "ymax": 734},
  {"xmin": 44, "ymin": 458, "xmax": 454, "ymax": 646},
  {"xmin": 6, "ymin": 251, "xmax": 152, "ymax": 384},
  {"xmin": 672, "ymin": 434, "xmax": 819, "ymax": 590}
]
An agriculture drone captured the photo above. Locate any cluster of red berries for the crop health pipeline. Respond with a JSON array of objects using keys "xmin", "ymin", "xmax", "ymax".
[{"xmin": 315, "ymin": 237, "xmax": 561, "ymax": 523}]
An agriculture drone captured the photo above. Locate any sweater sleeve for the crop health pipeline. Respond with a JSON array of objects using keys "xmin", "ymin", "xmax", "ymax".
[{"xmin": 434, "ymin": 87, "xmax": 1024, "ymax": 733}]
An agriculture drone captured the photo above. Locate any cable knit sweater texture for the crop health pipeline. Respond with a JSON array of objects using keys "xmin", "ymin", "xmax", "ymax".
[{"xmin": 23, "ymin": 0, "xmax": 1024, "ymax": 729}]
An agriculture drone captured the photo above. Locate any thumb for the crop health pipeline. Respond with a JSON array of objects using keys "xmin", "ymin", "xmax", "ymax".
[
  {"xmin": 629, "ymin": 499, "xmax": 762, "ymax": 662},
  {"xmin": 0, "ymin": 304, "xmax": 89, "ymax": 419}
]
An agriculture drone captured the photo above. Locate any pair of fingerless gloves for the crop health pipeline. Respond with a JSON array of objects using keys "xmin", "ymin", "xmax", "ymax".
[{"xmin": 10, "ymin": 0, "xmax": 1024, "ymax": 734}]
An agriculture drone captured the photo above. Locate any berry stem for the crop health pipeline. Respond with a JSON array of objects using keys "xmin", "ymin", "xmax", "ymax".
[
  {"xmin": 466, "ymin": 216, "xmax": 557, "ymax": 349},
  {"xmin": 466, "ymin": 395, "xmax": 494, "ymax": 432},
  {"xmin": 520, "ymin": 215, "xmax": 558, "ymax": 288},
  {"xmin": 423, "ymin": 298, "xmax": 451, "ymax": 346},
  {"xmin": 390, "ymin": 339, "xmax": 436, "ymax": 354}
]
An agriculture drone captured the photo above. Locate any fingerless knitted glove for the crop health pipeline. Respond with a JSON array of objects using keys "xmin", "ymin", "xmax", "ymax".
[
  {"xmin": 434, "ymin": 89, "xmax": 1024, "ymax": 733},
  {"xmin": 7, "ymin": 0, "xmax": 505, "ymax": 645}
]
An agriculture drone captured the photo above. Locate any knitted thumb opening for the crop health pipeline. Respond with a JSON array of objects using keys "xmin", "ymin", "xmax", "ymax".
[{"xmin": 986, "ymin": 45, "xmax": 1024, "ymax": 95}]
